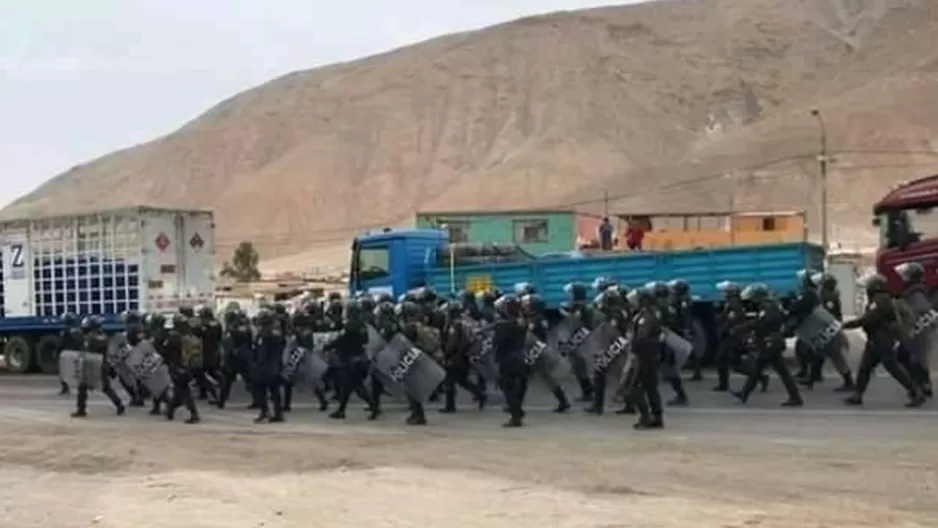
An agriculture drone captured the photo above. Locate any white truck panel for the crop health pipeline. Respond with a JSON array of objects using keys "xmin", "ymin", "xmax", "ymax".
[
  {"xmin": 0, "ymin": 207, "xmax": 214, "ymax": 318},
  {"xmin": 139, "ymin": 209, "xmax": 215, "ymax": 312}
]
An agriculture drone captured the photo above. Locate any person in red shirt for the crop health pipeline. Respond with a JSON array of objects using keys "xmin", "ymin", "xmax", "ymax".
[{"xmin": 625, "ymin": 219, "xmax": 645, "ymax": 251}]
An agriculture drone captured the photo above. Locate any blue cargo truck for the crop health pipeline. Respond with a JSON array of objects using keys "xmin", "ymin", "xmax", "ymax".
[
  {"xmin": 348, "ymin": 228, "xmax": 824, "ymax": 358},
  {"xmin": 0, "ymin": 207, "xmax": 216, "ymax": 374}
]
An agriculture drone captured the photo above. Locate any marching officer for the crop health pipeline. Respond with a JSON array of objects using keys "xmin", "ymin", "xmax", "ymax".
[
  {"xmin": 843, "ymin": 273, "xmax": 925, "ymax": 408},
  {"xmin": 72, "ymin": 316, "xmax": 125, "ymax": 418},
  {"xmin": 57, "ymin": 313, "xmax": 83, "ymax": 396},
  {"xmin": 164, "ymin": 314, "xmax": 201, "ymax": 424}
]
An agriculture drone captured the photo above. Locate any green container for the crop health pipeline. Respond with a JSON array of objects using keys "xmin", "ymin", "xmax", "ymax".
[{"xmin": 415, "ymin": 209, "xmax": 576, "ymax": 256}]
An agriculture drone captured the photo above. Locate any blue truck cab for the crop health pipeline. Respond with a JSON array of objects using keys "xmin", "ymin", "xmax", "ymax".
[
  {"xmin": 349, "ymin": 229, "xmax": 447, "ymax": 298},
  {"xmin": 349, "ymin": 228, "xmax": 825, "ymax": 359}
]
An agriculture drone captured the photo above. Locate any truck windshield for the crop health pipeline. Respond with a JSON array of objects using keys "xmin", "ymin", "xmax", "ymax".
[
  {"xmin": 355, "ymin": 246, "xmax": 390, "ymax": 281},
  {"xmin": 878, "ymin": 207, "xmax": 938, "ymax": 248}
]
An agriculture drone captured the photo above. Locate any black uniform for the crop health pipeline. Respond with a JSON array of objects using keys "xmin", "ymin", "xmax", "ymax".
[
  {"xmin": 670, "ymin": 280, "xmax": 701, "ymax": 381},
  {"xmin": 439, "ymin": 305, "xmax": 486, "ymax": 413},
  {"xmin": 812, "ymin": 280, "xmax": 855, "ymax": 392},
  {"xmin": 492, "ymin": 300, "xmax": 527, "ymax": 427},
  {"xmin": 712, "ymin": 286, "xmax": 765, "ymax": 393},
  {"xmin": 628, "ymin": 300, "xmax": 664, "ymax": 429},
  {"xmin": 324, "ymin": 317, "xmax": 379, "ymax": 420},
  {"xmin": 252, "ymin": 316, "xmax": 287, "ymax": 423},
  {"xmin": 196, "ymin": 311, "xmax": 222, "ymax": 403},
  {"xmin": 57, "ymin": 316, "xmax": 83, "ymax": 395},
  {"xmin": 218, "ymin": 312, "xmax": 255, "ymax": 409},
  {"xmin": 72, "ymin": 318, "xmax": 125, "ymax": 417},
  {"xmin": 123, "ymin": 315, "xmax": 148, "ymax": 406},
  {"xmin": 732, "ymin": 288, "xmax": 803, "ymax": 407},
  {"xmin": 843, "ymin": 281, "xmax": 925, "ymax": 408},
  {"xmin": 585, "ymin": 291, "xmax": 629, "ymax": 415},
  {"xmin": 791, "ymin": 274, "xmax": 819, "ymax": 380},
  {"xmin": 164, "ymin": 317, "xmax": 201, "ymax": 423},
  {"xmin": 656, "ymin": 289, "xmax": 689, "ymax": 406}
]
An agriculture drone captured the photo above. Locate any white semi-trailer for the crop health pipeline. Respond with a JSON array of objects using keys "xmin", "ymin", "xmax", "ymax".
[{"xmin": 0, "ymin": 207, "xmax": 215, "ymax": 374}]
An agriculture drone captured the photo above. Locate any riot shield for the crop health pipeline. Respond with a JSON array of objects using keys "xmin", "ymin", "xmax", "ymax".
[
  {"xmin": 373, "ymin": 334, "xmax": 446, "ymax": 402},
  {"xmin": 794, "ymin": 306, "xmax": 843, "ymax": 353},
  {"xmin": 295, "ymin": 347, "xmax": 330, "ymax": 392},
  {"xmin": 107, "ymin": 335, "xmax": 138, "ymax": 388},
  {"xmin": 522, "ymin": 332, "xmax": 563, "ymax": 379},
  {"xmin": 613, "ymin": 351, "xmax": 637, "ymax": 402},
  {"xmin": 365, "ymin": 324, "xmax": 386, "ymax": 359},
  {"xmin": 662, "ymin": 329, "xmax": 693, "ymax": 371},
  {"xmin": 281, "ymin": 337, "xmax": 304, "ymax": 378},
  {"xmin": 58, "ymin": 350, "xmax": 103, "ymax": 389},
  {"xmin": 125, "ymin": 341, "xmax": 173, "ymax": 398},
  {"xmin": 546, "ymin": 315, "xmax": 582, "ymax": 357},
  {"xmin": 898, "ymin": 289, "xmax": 938, "ymax": 366},
  {"xmin": 578, "ymin": 322, "xmax": 619, "ymax": 373},
  {"xmin": 466, "ymin": 324, "xmax": 498, "ymax": 382}
]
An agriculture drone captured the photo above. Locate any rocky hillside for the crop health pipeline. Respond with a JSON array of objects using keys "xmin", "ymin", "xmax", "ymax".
[{"xmin": 4, "ymin": 0, "xmax": 937, "ymax": 273}]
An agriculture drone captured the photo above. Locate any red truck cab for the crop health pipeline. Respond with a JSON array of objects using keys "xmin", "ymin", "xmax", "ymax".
[{"xmin": 874, "ymin": 174, "xmax": 938, "ymax": 298}]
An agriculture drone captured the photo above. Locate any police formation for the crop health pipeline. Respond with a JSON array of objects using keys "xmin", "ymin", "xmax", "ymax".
[{"xmin": 56, "ymin": 265, "xmax": 934, "ymax": 431}]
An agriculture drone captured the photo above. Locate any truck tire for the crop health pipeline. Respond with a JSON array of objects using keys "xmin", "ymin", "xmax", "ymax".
[
  {"xmin": 4, "ymin": 336, "xmax": 34, "ymax": 374},
  {"xmin": 36, "ymin": 335, "xmax": 61, "ymax": 375}
]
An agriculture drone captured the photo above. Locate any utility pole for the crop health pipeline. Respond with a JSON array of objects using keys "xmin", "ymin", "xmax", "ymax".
[{"xmin": 810, "ymin": 108, "xmax": 829, "ymax": 251}]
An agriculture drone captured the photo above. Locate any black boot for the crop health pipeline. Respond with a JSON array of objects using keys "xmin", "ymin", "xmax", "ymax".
[
  {"xmin": 833, "ymin": 372, "xmax": 854, "ymax": 393},
  {"xmin": 552, "ymin": 388, "xmax": 570, "ymax": 413}
]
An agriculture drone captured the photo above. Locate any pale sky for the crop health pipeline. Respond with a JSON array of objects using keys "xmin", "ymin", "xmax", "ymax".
[{"xmin": 0, "ymin": 0, "xmax": 649, "ymax": 208}]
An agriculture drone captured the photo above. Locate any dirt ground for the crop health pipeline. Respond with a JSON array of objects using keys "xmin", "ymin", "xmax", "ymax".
[{"xmin": 0, "ymin": 376, "xmax": 936, "ymax": 528}]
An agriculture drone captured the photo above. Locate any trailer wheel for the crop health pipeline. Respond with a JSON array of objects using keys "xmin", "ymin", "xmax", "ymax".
[
  {"xmin": 36, "ymin": 335, "xmax": 61, "ymax": 375},
  {"xmin": 3, "ymin": 336, "xmax": 33, "ymax": 374}
]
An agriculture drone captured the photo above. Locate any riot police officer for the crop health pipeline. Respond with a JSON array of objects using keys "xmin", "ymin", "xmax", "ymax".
[
  {"xmin": 218, "ymin": 309, "xmax": 256, "ymax": 409},
  {"xmin": 626, "ymin": 287, "xmax": 664, "ymax": 429},
  {"xmin": 164, "ymin": 314, "xmax": 201, "ymax": 424},
  {"xmin": 122, "ymin": 310, "xmax": 147, "ymax": 406},
  {"xmin": 324, "ymin": 301, "xmax": 380, "ymax": 421},
  {"xmin": 731, "ymin": 284, "xmax": 803, "ymax": 407},
  {"xmin": 712, "ymin": 282, "xmax": 767, "ymax": 393},
  {"xmin": 561, "ymin": 282, "xmax": 596, "ymax": 402},
  {"xmin": 72, "ymin": 316, "xmax": 125, "ymax": 417},
  {"xmin": 196, "ymin": 305, "xmax": 223, "ymax": 402},
  {"xmin": 894, "ymin": 262, "xmax": 934, "ymax": 398},
  {"xmin": 521, "ymin": 293, "xmax": 570, "ymax": 413},
  {"xmin": 809, "ymin": 272, "xmax": 855, "ymax": 392},
  {"xmin": 492, "ymin": 295, "xmax": 527, "ymax": 427},
  {"xmin": 585, "ymin": 288, "xmax": 629, "ymax": 415},
  {"xmin": 57, "ymin": 313, "xmax": 83, "ymax": 396},
  {"xmin": 651, "ymin": 281, "xmax": 688, "ymax": 406},
  {"xmin": 790, "ymin": 269, "xmax": 819, "ymax": 382},
  {"xmin": 252, "ymin": 310, "xmax": 287, "ymax": 423},
  {"xmin": 843, "ymin": 273, "xmax": 925, "ymax": 407},
  {"xmin": 144, "ymin": 313, "xmax": 170, "ymax": 415},
  {"xmin": 439, "ymin": 300, "xmax": 486, "ymax": 413},
  {"xmin": 668, "ymin": 279, "xmax": 701, "ymax": 381}
]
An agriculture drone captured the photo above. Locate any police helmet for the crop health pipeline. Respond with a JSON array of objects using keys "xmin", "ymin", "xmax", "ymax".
[
  {"xmin": 667, "ymin": 278, "xmax": 689, "ymax": 296},
  {"xmin": 178, "ymin": 305, "xmax": 195, "ymax": 318},
  {"xmin": 592, "ymin": 277, "xmax": 616, "ymax": 293},
  {"xmin": 740, "ymin": 283, "xmax": 770, "ymax": 301},
  {"xmin": 716, "ymin": 281, "xmax": 742, "ymax": 298},
  {"xmin": 895, "ymin": 261, "xmax": 925, "ymax": 284},
  {"xmin": 857, "ymin": 271, "xmax": 889, "ymax": 294}
]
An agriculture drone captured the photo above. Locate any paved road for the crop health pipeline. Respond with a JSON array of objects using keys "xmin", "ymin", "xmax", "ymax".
[{"xmin": 1, "ymin": 371, "xmax": 934, "ymax": 445}]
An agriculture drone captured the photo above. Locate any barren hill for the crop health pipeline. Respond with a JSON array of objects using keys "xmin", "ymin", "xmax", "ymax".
[{"xmin": 4, "ymin": 0, "xmax": 938, "ymax": 273}]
